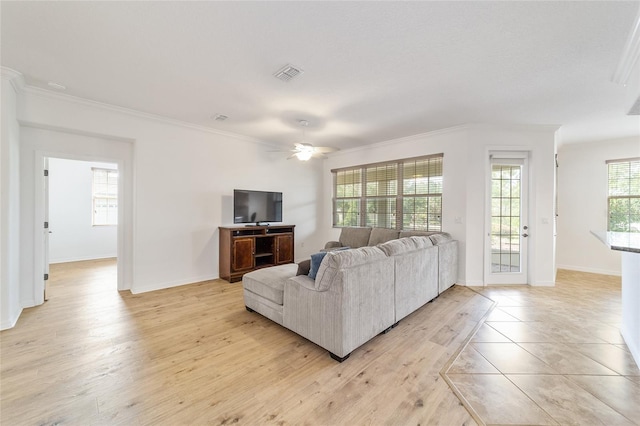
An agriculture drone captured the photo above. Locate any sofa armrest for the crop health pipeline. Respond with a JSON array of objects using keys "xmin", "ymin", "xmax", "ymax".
[
  {"xmin": 436, "ymin": 240, "xmax": 458, "ymax": 293},
  {"xmin": 288, "ymin": 274, "xmax": 318, "ymax": 291}
]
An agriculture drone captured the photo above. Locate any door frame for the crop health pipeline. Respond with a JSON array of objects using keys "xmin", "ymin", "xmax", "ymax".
[
  {"xmin": 484, "ymin": 150, "xmax": 531, "ymax": 286},
  {"xmin": 33, "ymin": 151, "xmax": 130, "ymax": 304}
]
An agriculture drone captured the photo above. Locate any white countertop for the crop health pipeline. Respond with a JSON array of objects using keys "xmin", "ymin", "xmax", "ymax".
[{"xmin": 591, "ymin": 231, "xmax": 640, "ymax": 254}]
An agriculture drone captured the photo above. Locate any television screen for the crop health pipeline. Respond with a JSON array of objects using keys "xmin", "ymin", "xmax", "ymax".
[{"xmin": 233, "ymin": 190, "xmax": 283, "ymax": 224}]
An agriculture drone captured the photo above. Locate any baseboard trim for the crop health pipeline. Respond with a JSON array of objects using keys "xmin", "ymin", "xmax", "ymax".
[
  {"xmin": 1, "ymin": 307, "xmax": 23, "ymax": 330},
  {"xmin": 531, "ymin": 281, "xmax": 555, "ymax": 287},
  {"xmin": 556, "ymin": 264, "xmax": 621, "ymax": 277},
  {"xmin": 131, "ymin": 274, "xmax": 219, "ymax": 294},
  {"xmin": 621, "ymin": 327, "xmax": 640, "ymax": 370},
  {"xmin": 457, "ymin": 279, "xmax": 483, "ymax": 286},
  {"xmin": 50, "ymin": 254, "xmax": 117, "ymax": 264}
]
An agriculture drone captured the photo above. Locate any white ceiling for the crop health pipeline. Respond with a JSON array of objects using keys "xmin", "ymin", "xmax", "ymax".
[{"xmin": 2, "ymin": 1, "xmax": 639, "ymax": 150}]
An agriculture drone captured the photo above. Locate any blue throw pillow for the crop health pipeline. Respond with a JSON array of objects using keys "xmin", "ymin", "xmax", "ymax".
[{"xmin": 308, "ymin": 251, "xmax": 328, "ymax": 280}]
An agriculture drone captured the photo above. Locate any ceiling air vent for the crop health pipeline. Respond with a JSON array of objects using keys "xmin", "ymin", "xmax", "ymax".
[
  {"xmin": 274, "ymin": 64, "xmax": 304, "ymax": 82},
  {"xmin": 628, "ymin": 96, "xmax": 640, "ymax": 116}
]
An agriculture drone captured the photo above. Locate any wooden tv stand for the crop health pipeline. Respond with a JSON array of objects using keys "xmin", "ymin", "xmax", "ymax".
[{"xmin": 219, "ymin": 225, "xmax": 295, "ymax": 283}]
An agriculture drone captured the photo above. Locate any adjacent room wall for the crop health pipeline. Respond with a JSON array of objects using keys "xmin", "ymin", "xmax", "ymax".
[
  {"xmin": 1, "ymin": 71, "xmax": 22, "ymax": 330},
  {"xmin": 48, "ymin": 158, "xmax": 118, "ymax": 264},
  {"xmin": 556, "ymin": 137, "xmax": 640, "ymax": 275}
]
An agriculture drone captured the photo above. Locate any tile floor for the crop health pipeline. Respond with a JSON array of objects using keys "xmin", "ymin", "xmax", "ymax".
[{"xmin": 443, "ymin": 269, "xmax": 640, "ymax": 426}]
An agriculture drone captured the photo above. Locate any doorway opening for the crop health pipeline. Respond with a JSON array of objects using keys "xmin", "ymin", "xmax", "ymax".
[{"xmin": 45, "ymin": 157, "xmax": 119, "ymax": 300}]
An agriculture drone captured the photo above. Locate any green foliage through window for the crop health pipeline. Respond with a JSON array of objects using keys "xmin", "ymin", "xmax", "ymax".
[
  {"xmin": 332, "ymin": 155, "xmax": 443, "ymax": 231},
  {"xmin": 608, "ymin": 159, "xmax": 640, "ymax": 233}
]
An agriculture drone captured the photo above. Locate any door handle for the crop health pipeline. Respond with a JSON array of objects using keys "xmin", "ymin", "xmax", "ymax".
[{"xmin": 522, "ymin": 233, "xmax": 529, "ymax": 238}]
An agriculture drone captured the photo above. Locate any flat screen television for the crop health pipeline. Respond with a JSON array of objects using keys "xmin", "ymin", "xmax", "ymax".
[{"xmin": 233, "ymin": 189, "xmax": 283, "ymax": 225}]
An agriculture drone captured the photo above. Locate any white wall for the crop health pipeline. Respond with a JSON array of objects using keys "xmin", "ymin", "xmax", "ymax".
[
  {"xmin": 468, "ymin": 125, "xmax": 558, "ymax": 286},
  {"xmin": 14, "ymin": 83, "xmax": 325, "ymax": 314},
  {"xmin": 1, "ymin": 70, "xmax": 23, "ymax": 329},
  {"xmin": 48, "ymin": 158, "xmax": 118, "ymax": 263},
  {"xmin": 556, "ymin": 137, "xmax": 640, "ymax": 275},
  {"xmin": 323, "ymin": 124, "xmax": 558, "ymax": 286}
]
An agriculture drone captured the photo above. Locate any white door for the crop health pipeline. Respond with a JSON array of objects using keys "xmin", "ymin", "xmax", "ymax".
[
  {"xmin": 44, "ymin": 158, "xmax": 50, "ymax": 300},
  {"xmin": 485, "ymin": 156, "xmax": 529, "ymax": 285}
]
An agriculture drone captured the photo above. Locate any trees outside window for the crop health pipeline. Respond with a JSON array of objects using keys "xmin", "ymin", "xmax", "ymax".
[{"xmin": 608, "ymin": 158, "xmax": 640, "ymax": 233}]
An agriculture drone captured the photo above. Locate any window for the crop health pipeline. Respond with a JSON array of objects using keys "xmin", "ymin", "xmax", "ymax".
[
  {"xmin": 333, "ymin": 154, "xmax": 443, "ymax": 231},
  {"xmin": 92, "ymin": 168, "xmax": 118, "ymax": 226},
  {"xmin": 607, "ymin": 158, "xmax": 640, "ymax": 233}
]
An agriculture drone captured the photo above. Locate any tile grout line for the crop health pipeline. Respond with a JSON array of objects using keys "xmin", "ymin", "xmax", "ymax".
[
  {"xmin": 465, "ymin": 283, "xmax": 639, "ymax": 426},
  {"xmin": 440, "ymin": 288, "xmax": 498, "ymax": 426},
  {"xmin": 461, "ymin": 287, "xmax": 564, "ymax": 425},
  {"xmin": 557, "ymin": 373, "xmax": 640, "ymax": 425}
]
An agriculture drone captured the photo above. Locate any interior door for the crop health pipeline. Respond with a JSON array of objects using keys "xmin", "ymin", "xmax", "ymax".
[
  {"xmin": 485, "ymin": 156, "xmax": 529, "ymax": 285},
  {"xmin": 43, "ymin": 157, "xmax": 50, "ymax": 301}
]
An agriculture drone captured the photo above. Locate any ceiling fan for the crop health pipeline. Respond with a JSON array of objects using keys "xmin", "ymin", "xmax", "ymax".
[
  {"xmin": 285, "ymin": 120, "xmax": 339, "ymax": 161},
  {"xmin": 288, "ymin": 142, "xmax": 338, "ymax": 161}
]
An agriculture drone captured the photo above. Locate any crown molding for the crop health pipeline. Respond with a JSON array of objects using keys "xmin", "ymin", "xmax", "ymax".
[
  {"xmin": 467, "ymin": 122, "xmax": 562, "ymax": 133},
  {"xmin": 18, "ymin": 120, "xmax": 136, "ymax": 144},
  {"xmin": 331, "ymin": 124, "xmax": 470, "ymax": 158},
  {"xmin": 330, "ymin": 122, "xmax": 561, "ymax": 160},
  {"xmin": 13, "ymin": 75, "xmax": 275, "ymax": 148},
  {"xmin": 1, "ymin": 67, "xmax": 26, "ymax": 91},
  {"xmin": 612, "ymin": 8, "xmax": 640, "ymax": 85}
]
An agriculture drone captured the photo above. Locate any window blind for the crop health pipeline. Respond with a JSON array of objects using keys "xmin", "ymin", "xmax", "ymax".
[
  {"xmin": 332, "ymin": 154, "xmax": 443, "ymax": 230},
  {"xmin": 607, "ymin": 158, "xmax": 640, "ymax": 233}
]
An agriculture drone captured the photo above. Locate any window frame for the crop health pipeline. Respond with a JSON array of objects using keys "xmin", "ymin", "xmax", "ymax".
[
  {"xmin": 332, "ymin": 153, "xmax": 443, "ymax": 231},
  {"xmin": 92, "ymin": 167, "xmax": 118, "ymax": 226},
  {"xmin": 607, "ymin": 157, "xmax": 640, "ymax": 233}
]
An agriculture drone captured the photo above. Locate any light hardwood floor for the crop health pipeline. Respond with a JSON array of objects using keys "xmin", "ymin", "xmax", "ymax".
[
  {"xmin": 3, "ymin": 261, "xmax": 638, "ymax": 425},
  {"xmin": 1, "ymin": 259, "xmax": 483, "ymax": 425}
]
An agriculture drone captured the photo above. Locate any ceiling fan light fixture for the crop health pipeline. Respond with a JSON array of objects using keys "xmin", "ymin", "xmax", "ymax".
[{"xmin": 295, "ymin": 150, "xmax": 313, "ymax": 161}]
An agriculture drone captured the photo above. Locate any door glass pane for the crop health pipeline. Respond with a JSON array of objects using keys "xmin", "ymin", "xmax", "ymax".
[{"xmin": 491, "ymin": 164, "xmax": 522, "ymax": 273}]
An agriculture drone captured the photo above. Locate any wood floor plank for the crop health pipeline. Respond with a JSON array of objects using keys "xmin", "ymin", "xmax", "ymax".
[
  {"xmin": 0, "ymin": 259, "xmax": 485, "ymax": 425},
  {"xmin": 3, "ymin": 261, "xmax": 635, "ymax": 425}
]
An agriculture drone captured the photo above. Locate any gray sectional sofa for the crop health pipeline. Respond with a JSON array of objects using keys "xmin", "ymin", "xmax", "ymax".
[{"xmin": 242, "ymin": 227, "xmax": 458, "ymax": 362}]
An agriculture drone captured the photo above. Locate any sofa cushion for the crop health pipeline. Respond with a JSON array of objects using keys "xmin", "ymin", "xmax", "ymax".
[
  {"xmin": 399, "ymin": 230, "xmax": 438, "ymax": 238},
  {"xmin": 309, "ymin": 251, "xmax": 328, "ymax": 279},
  {"xmin": 377, "ymin": 236, "xmax": 432, "ymax": 256},
  {"xmin": 368, "ymin": 228, "xmax": 400, "ymax": 246},
  {"xmin": 339, "ymin": 227, "xmax": 372, "ymax": 248},
  {"xmin": 315, "ymin": 246, "xmax": 387, "ymax": 291},
  {"xmin": 242, "ymin": 263, "xmax": 298, "ymax": 305},
  {"xmin": 296, "ymin": 259, "xmax": 311, "ymax": 276}
]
